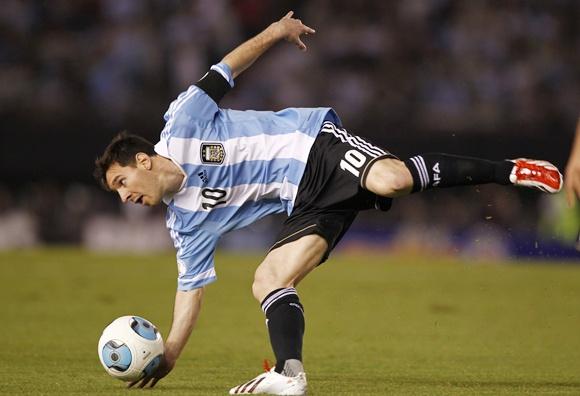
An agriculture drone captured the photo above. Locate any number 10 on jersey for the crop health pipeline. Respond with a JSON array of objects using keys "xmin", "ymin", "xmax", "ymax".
[{"xmin": 340, "ymin": 149, "xmax": 367, "ymax": 178}]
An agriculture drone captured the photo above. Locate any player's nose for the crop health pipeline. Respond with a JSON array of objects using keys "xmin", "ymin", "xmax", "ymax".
[{"xmin": 118, "ymin": 189, "xmax": 130, "ymax": 203}]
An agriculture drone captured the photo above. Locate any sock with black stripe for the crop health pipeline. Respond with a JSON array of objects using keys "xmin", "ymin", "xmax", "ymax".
[
  {"xmin": 404, "ymin": 153, "xmax": 513, "ymax": 193},
  {"xmin": 261, "ymin": 287, "xmax": 305, "ymax": 376}
]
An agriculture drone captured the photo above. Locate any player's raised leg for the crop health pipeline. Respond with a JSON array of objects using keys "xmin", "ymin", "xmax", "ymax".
[
  {"xmin": 363, "ymin": 154, "xmax": 563, "ymax": 197},
  {"xmin": 229, "ymin": 234, "xmax": 327, "ymax": 395}
]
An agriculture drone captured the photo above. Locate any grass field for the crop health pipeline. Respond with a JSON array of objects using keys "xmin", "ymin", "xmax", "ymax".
[{"xmin": 1, "ymin": 249, "xmax": 579, "ymax": 395}]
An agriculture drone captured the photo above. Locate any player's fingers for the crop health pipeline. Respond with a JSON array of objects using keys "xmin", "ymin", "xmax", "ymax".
[
  {"xmin": 138, "ymin": 377, "xmax": 152, "ymax": 388},
  {"xmin": 304, "ymin": 25, "xmax": 316, "ymax": 34},
  {"xmin": 283, "ymin": 11, "xmax": 293, "ymax": 19},
  {"xmin": 295, "ymin": 37, "xmax": 307, "ymax": 51},
  {"xmin": 149, "ymin": 377, "xmax": 161, "ymax": 388},
  {"xmin": 127, "ymin": 378, "xmax": 144, "ymax": 388}
]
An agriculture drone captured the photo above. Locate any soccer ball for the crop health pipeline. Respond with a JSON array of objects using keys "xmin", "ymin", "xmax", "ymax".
[{"xmin": 97, "ymin": 316, "xmax": 164, "ymax": 382}]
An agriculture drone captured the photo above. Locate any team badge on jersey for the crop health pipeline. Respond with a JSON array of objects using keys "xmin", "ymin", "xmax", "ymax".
[{"xmin": 200, "ymin": 143, "xmax": 226, "ymax": 165}]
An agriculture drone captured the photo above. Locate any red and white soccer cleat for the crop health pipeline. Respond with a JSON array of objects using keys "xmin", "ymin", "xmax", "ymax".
[
  {"xmin": 229, "ymin": 367, "xmax": 307, "ymax": 395},
  {"xmin": 509, "ymin": 158, "xmax": 563, "ymax": 193}
]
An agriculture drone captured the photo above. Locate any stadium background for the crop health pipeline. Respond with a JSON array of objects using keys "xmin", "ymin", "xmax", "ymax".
[
  {"xmin": 1, "ymin": 1, "xmax": 580, "ymax": 395},
  {"xmin": 0, "ymin": 0, "xmax": 578, "ymax": 256}
]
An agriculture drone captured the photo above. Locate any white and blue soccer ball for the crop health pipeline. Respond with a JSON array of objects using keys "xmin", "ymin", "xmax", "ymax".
[{"xmin": 97, "ymin": 316, "xmax": 164, "ymax": 382}]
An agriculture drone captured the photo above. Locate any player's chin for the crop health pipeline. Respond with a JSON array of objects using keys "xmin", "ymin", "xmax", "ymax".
[{"xmin": 145, "ymin": 196, "xmax": 162, "ymax": 206}]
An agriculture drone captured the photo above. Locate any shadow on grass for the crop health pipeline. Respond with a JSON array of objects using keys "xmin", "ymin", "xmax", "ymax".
[
  {"xmin": 326, "ymin": 375, "xmax": 580, "ymax": 389},
  {"xmin": 132, "ymin": 383, "xmax": 227, "ymax": 392},
  {"xmin": 399, "ymin": 377, "xmax": 580, "ymax": 389}
]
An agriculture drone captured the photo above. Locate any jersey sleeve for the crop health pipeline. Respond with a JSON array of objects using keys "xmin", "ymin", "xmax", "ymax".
[
  {"xmin": 171, "ymin": 228, "xmax": 219, "ymax": 291},
  {"xmin": 162, "ymin": 63, "xmax": 234, "ymax": 124}
]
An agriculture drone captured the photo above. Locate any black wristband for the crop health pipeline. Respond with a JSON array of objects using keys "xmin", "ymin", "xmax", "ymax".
[{"xmin": 195, "ymin": 70, "xmax": 231, "ymax": 104}]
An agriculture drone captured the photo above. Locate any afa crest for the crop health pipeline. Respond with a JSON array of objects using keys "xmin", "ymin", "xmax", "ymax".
[{"xmin": 200, "ymin": 143, "xmax": 226, "ymax": 165}]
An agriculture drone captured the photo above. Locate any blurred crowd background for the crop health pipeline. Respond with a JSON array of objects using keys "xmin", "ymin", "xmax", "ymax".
[{"xmin": 0, "ymin": 0, "xmax": 578, "ymax": 258}]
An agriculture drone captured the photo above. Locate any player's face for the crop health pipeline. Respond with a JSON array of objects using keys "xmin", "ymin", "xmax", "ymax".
[{"xmin": 105, "ymin": 160, "xmax": 164, "ymax": 206}]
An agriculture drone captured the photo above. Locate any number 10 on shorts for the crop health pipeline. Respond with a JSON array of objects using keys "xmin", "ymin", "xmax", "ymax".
[{"xmin": 340, "ymin": 149, "xmax": 367, "ymax": 178}]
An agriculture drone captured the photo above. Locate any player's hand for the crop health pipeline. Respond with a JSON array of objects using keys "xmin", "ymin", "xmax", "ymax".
[
  {"xmin": 271, "ymin": 11, "xmax": 316, "ymax": 51},
  {"xmin": 127, "ymin": 355, "xmax": 175, "ymax": 389}
]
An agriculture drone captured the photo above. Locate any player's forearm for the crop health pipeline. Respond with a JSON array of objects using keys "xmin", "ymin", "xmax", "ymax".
[
  {"xmin": 220, "ymin": 12, "xmax": 314, "ymax": 80},
  {"xmin": 221, "ymin": 24, "xmax": 282, "ymax": 79},
  {"xmin": 164, "ymin": 288, "xmax": 204, "ymax": 363}
]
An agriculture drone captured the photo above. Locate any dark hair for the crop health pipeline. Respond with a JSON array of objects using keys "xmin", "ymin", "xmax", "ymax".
[{"xmin": 94, "ymin": 131, "xmax": 156, "ymax": 190}]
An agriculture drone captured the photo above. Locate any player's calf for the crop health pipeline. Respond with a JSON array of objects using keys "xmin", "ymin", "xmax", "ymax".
[
  {"xmin": 402, "ymin": 153, "xmax": 515, "ymax": 192},
  {"xmin": 250, "ymin": 235, "xmax": 326, "ymax": 383}
]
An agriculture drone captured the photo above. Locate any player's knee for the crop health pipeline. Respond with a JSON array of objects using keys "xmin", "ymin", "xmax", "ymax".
[
  {"xmin": 365, "ymin": 159, "xmax": 412, "ymax": 197},
  {"xmin": 252, "ymin": 267, "xmax": 276, "ymax": 302},
  {"xmin": 251, "ymin": 278, "xmax": 265, "ymax": 302},
  {"xmin": 383, "ymin": 169, "xmax": 410, "ymax": 195}
]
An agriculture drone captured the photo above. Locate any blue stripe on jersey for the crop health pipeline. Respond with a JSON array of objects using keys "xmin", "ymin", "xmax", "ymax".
[
  {"xmin": 166, "ymin": 108, "xmax": 333, "ymax": 139},
  {"xmin": 174, "ymin": 227, "xmax": 218, "ymax": 291},
  {"xmin": 163, "ymin": 87, "xmax": 218, "ymax": 124},
  {"xmin": 180, "ymin": 158, "xmax": 306, "ymax": 189},
  {"xmin": 169, "ymin": 198, "xmax": 285, "ymax": 235},
  {"xmin": 166, "ymin": 122, "xmax": 215, "ymax": 141}
]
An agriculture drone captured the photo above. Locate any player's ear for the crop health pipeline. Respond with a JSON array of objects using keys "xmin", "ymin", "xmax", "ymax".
[{"xmin": 135, "ymin": 152, "xmax": 152, "ymax": 170}]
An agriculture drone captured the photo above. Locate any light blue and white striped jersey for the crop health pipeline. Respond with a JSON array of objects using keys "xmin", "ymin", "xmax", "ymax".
[{"xmin": 154, "ymin": 63, "xmax": 339, "ymax": 291}]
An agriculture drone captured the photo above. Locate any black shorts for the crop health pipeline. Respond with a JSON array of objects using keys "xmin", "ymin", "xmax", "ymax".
[{"xmin": 270, "ymin": 121, "xmax": 397, "ymax": 262}]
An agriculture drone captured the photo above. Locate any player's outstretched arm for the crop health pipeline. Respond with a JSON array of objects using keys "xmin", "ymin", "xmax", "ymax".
[
  {"xmin": 128, "ymin": 288, "xmax": 205, "ymax": 388},
  {"xmin": 222, "ymin": 11, "xmax": 315, "ymax": 79},
  {"xmin": 565, "ymin": 118, "xmax": 580, "ymax": 207}
]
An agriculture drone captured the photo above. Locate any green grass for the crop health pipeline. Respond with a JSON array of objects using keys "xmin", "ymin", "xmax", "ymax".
[{"xmin": 1, "ymin": 249, "xmax": 580, "ymax": 395}]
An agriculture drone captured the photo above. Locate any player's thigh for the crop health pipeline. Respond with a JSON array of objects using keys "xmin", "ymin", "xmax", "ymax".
[
  {"xmin": 252, "ymin": 234, "xmax": 328, "ymax": 302},
  {"xmin": 364, "ymin": 157, "xmax": 413, "ymax": 197}
]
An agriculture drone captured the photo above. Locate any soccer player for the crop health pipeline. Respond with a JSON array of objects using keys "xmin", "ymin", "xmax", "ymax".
[{"xmin": 94, "ymin": 12, "xmax": 564, "ymax": 395}]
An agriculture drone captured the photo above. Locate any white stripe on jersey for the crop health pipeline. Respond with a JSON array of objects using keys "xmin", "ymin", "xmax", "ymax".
[
  {"xmin": 166, "ymin": 131, "xmax": 316, "ymax": 167},
  {"xmin": 170, "ymin": 227, "xmax": 185, "ymax": 256},
  {"xmin": 352, "ymin": 134, "xmax": 386, "ymax": 156},
  {"xmin": 173, "ymin": 88, "xmax": 202, "ymax": 117},
  {"xmin": 161, "ymin": 86, "xmax": 205, "ymax": 139},
  {"xmin": 178, "ymin": 267, "xmax": 216, "ymax": 285},
  {"xmin": 171, "ymin": 86, "xmax": 201, "ymax": 116},
  {"xmin": 333, "ymin": 125, "xmax": 386, "ymax": 157},
  {"xmin": 173, "ymin": 182, "xmax": 299, "ymax": 213},
  {"xmin": 320, "ymin": 122, "xmax": 386, "ymax": 158}
]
